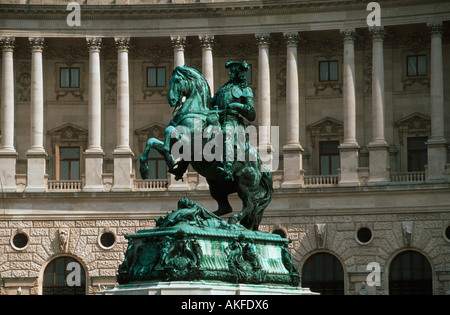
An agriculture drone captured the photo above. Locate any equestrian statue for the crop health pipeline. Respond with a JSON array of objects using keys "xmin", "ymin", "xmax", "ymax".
[{"xmin": 139, "ymin": 61, "xmax": 273, "ymax": 231}]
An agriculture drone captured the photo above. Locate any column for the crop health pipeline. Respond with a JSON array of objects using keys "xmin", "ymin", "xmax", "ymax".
[
  {"xmin": 256, "ymin": 34, "xmax": 273, "ymax": 170},
  {"xmin": 368, "ymin": 27, "xmax": 389, "ymax": 185},
  {"xmin": 84, "ymin": 37, "xmax": 105, "ymax": 192},
  {"xmin": 199, "ymin": 35, "xmax": 214, "ymax": 95},
  {"xmin": 0, "ymin": 36, "xmax": 18, "ymax": 192},
  {"xmin": 198, "ymin": 35, "xmax": 215, "ymax": 190},
  {"xmin": 426, "ymin": 22, "xmax": 447, "ymax": 182},
  {"xmin": 281, "ymin": 32, "xmax": 304, "ymax": 188},
  {"xmin": 171, "ymin": 36, "xmax": 186, "ymax": 68},
  {"xmin": 26, "ymin": 37, "xmax": 47, "ymax": 192},
  {"xmin": 112, "ymin": 37, "xmax": 134, "ymax": 192},
  {"xmin": 339, "ymin": 29, "xmax": 360, "ymax": 186},
  {"xmin": 167, "ymin": 35, "xmax": 189, "ymax": 190}
]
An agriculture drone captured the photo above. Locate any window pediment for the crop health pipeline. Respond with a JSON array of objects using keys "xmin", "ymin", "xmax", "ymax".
[
  {"xmin": 48, "ymin": 123, "xmax": 88, "ymax": 146},
  {"xmin": 308, "ymin": 117, "xmax": 344, "ymax": 147},
  {"xmin": 395, "ymin": 113, "xmax": 431, "ymax": 144}
]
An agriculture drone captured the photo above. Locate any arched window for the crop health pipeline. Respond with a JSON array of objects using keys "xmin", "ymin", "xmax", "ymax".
[
  {"xmin": 302, "ymin": 252, "xmax": 344, "ymax": 295},
  {"xmin": 43, "ymin": 256, "xmax": 86, "ymax": 295},
  {"xmin": 389, "ymin": 250, "xmax": 432, "ymax": 295}
]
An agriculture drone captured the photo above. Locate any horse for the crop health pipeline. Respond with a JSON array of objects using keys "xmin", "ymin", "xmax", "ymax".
[{"xmin": 139, "ymin": 66, "xmax": 273, "ymax": 231}]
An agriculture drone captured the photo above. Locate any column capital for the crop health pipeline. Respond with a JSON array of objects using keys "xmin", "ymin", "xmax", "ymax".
[
  {"xmin": 256, "ymin": 33, "xmax": 271, "ymax": 48},
  {"xmin": 427, "ymin": 22, "xmax": 444, "ymax": 37},
  {"xmin": 0, "ymin": 36, "xmax": 15, "ymax": 52},
  {"xmin": 114, "ymin": 37, "xmax": 131, "ymax": 52},
  {"xmin": 199, "ymin": 35, "xmax": 214, "ymax": 50},
  {"xmin": 341, "ymin": 29, "xmax": 356, "ymax": 43},
  {"xmin": 29, "ymin": 37, "xmax": 45, "ymax": 52},
  {"xmin": 86, "ymin": 37, "xmax": 102, "ymax": 52},
  {"xmin": 170, "ymin": 35, "xmax": 186, "ymax": 51},
  {"xmin": 369, "ymin": 26, "xmax": 385, "ymax": 42},
  {"xmin": 283, "ymin": 32, "xmax": 299, "ymax": 47}
]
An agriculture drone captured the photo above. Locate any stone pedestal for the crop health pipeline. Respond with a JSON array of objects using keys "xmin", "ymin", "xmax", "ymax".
[
  {"xmin": 426, "ymin": 139, "xmax": 447, "ymax": 182},
  {"xmin": 112, "ymin": 150, "xmax": 134, "ymax": 192},
  {"xmin": 99, "ymin": 281, "xmax": 316, "ymax": 295},
  {"xmin": 168, "ymin": 173, "xmax": 190, "ymax": 191},
  {"xmin": 339, "ymin": 143, "xmax": 360, "ymax": 186},
  {"xmin": 25, "ymin": 150, "xmax": 47, "ymax": 192},
  {"xmin": 83, "ymin": 150, "xmax": 105, "ymax": 192},
  {"xmin": 281, "ymin": 145, "xmax": 304, "ymax": 188},
  {"xmin": 0, "ymin": 151, "xmax": 18, "ymax": 192},
  {"xmin": 368, "ymin": 142, "xmax": 390, "ymax": 185}
]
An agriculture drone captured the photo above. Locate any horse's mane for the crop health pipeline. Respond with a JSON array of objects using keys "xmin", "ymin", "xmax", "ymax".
[{"xmin": 173, "ymin": 66, "xmax": 212, "ymax": 110}]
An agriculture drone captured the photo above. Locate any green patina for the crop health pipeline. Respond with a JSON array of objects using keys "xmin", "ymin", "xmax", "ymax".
[{"xmin": 118, "ymin": 62, "xmax": 299, "ymax": 287}]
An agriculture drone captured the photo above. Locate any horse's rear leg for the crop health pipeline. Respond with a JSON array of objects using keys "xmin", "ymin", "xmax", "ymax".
[{"xmin": 208, "ymin": 180, "xmax": 233, "ymax": 217}]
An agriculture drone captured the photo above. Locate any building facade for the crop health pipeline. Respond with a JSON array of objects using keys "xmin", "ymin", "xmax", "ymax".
[{"xmin": 0, "ymin": 0, "xmax": 449, "ymax": 295}]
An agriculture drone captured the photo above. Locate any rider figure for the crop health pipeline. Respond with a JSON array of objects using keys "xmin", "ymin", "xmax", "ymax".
[{"xmin": 211, "ymin": 61, "xmax": 256, "ymax": 181}]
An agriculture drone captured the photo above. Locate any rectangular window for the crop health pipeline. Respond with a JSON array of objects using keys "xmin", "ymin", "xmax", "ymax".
[
  {"xmin": 407, "ymin": 137, "xmax": 428, "ymax": 172},
  {"xmin": 59, "ymin": 147, "xmax": 80, "ymax": 180},
  {"xmin": 319, "ymin": 141, "xmax": 340, "ymax": 175},
  {"xmin": 407, "ymin": 55, "xmax": 427, "ymax": 77},
  {"xmin": 60, "ymin": 67, "xmax": 80, "ymax": 88},
  {"xmin": 319, "ymin": 61, "xmax": 338, "ymax": 82},
  {"xmin": 147, "ymin": 67, "xmax": 166, "ymax": 87},
  {"xmin": 147, "ymin": 149, "xmax": 167, "ymax": 180}
]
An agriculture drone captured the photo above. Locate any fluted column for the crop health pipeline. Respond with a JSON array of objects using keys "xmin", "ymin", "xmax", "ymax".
[
  {"xmin": 367, "ymin": 27, "xmax": 389, "ymax": 185},
  {"xmin": 112, "ymin": 37, "xmax": 134, "ymax": 192},
  {"xmin": 26, "ymin": 37, "xmax": 47, "ymax": 192},
  {"xmin": 339, "ymin": 29, "xmax": 360, "ymax": 186},
  {"xmin": 84, "ymin": 37, "xmax": 105, "ymax": 192},
  {"xmin": 426, "ymin": 22, "xmax": 447, "ymax": 182},
  {"xmin": 171, "ymin": 36, "xmax": 186, "ymax": 68},
  {"xmin": 256, "ymin": 34, "xmax": 273, "ymax": 170},
  {"xmin": 0, "ymin": 36, "xmax": 18, "ymax": 192},
  {"xmin": 281, "ymin": 32, "xmax": 304, "ymax": 188}
]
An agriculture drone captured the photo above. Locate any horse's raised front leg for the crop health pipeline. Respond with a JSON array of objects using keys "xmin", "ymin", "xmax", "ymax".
[{"xmin": 139, "ymin": 138, "xmax": 166, "ymax": 179}]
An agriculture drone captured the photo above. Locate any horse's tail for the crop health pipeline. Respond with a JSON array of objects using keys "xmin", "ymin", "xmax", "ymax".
[{"xmin": 240, "ymin": 169, "xmax": 273, "ymax": 231}]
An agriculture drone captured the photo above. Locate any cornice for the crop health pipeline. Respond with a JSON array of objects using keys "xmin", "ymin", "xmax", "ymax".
[{"xmin": 0, "ymin": 0, "xmax": 448, "ymax": 21}]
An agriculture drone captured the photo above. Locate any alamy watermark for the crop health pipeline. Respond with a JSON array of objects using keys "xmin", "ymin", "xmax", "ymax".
[
  {"xmin": 366, "ymin": 262, "xmax": 381, "ymax": 287},
  {"xmin": 366, "ymin": 2, "xmax": 381, "ymax": 27},
  {"xmin": 66, "ymin": 262, "xmax": 82, "ymax": 287},
  {"xmin": 66, "ymin": 2, "xmax": 81, "ymax": 27}
]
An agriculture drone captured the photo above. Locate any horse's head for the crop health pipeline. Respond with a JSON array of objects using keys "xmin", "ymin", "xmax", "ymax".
[
  {"xmin": 168, "ymin": 67, "xmax": 186, "ymax": 107},
  {"xmin": 168, "ymin": 66, "xmax": 211, "ymax": 110}
]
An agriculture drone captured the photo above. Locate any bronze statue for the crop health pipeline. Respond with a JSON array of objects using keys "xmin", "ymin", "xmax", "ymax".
[{"xmin": 140, "ymin": 62, "xmax": 272, "ymax": 231}]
